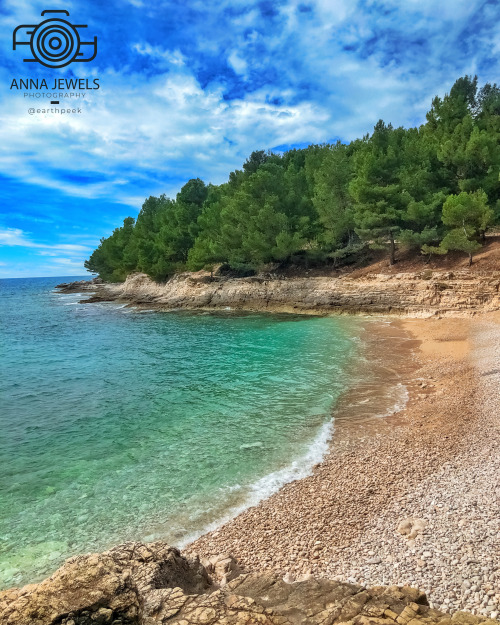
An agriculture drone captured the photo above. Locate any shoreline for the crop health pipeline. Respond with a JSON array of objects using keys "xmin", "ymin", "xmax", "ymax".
[
  {"xmin": 174, "ymin": 315, "xmax": 415, "ymax": 551},
  {"xmin": 0, "ymin": 303, "xmax": 416, "ymax": 593},
  {"xmin": 185, "ymin": 311, "xmax": 499, "ymax": 618},
  {"xmin": 56, "ymin": 268, "xmax": 500, "ymax": 317},
  {"xmin": 2, "ymin": 283, "xmax": 498, "ymax": 620}
]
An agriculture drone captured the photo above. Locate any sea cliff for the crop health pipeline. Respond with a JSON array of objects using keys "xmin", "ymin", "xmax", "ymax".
[
  {"xmin": 58, "ymin": 236, "xmax": 500, "ymax": 316},
  {"xmin": 58, "ymin": 267, "xmax": 500, "ymax": 317}
]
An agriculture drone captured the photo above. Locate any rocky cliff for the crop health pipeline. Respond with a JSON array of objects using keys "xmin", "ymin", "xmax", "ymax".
[
  {"xmin": 58, "ymin": 268, "xmax": 500, "ymax": 316},
  {"xmin": 1, "ymin": 541, "xmax": 498, "ymax": 625}
]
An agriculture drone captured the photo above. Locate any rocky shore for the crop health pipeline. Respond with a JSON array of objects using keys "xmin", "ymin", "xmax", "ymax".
[
  {"xmin": 14, "ymin": 261, "xmax": 496, "ymax": 623},
  {"xmin": 1, "ymin": 541, "xmax": 498, "ymax": 625},
  {"xmin": 56, "ymin": 267, "xmax": 500, "ymax": 316}
]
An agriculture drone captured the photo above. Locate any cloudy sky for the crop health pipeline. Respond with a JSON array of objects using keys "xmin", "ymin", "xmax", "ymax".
[{"xmin": 0, "ymin": 0, "xmax": 499, "ymax": 277}]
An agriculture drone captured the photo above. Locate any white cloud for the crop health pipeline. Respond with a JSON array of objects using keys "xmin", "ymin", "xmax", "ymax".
[
  {"xmin": 0, "ymin": 0, "xmax": 497, "ymax": 279},
  {"xmin": 0, "ymin": 61, "xmax": 336, "ymax": 202},
  {"xmin": 0, "ymin": 0, "xmax": 497, "ymax": 211},
  {"xmin": 0, "ymin": 227, "xmax": 91, "ymax": 252},
  {"xmin": 133, "ymin": 43, "xmax": 186, "ymax": 66},
  {"xmin": 227, "ymin": 51, "xmax": 248, "ymax": 76},
  {"xmin": 0, "ymin": 227, "xmax": 95, "ymax": 277}
]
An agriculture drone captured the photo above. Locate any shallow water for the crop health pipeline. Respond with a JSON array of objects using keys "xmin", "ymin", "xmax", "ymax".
[{"xmin": 0, "ymin": 276, "xmax": 368, "ymax": 588}]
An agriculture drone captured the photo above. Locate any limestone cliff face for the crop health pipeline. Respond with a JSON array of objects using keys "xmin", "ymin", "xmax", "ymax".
[
  {"xmin": 1, "ymin": 541, "xmax": 498, "ymax": 625},
  {"xmin": 60, "ymin": 269, "xmax": 500, "ymax": 316}
]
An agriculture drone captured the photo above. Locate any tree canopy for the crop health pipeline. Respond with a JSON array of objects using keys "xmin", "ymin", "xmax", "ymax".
[{"xmin": 85, "ymin": 76, "xmax": 499, "ymax": 282}]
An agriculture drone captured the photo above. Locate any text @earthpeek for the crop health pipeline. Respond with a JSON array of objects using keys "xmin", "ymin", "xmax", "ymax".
[{"xmin": 28, "ymin": 107, "xmax": 82, "ymax": 115}]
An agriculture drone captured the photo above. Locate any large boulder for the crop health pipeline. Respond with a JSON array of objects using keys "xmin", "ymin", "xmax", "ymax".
[
  {"xmin": 0, "ymin": 542, "xmax": 209, "ymax": 625},
  {"xmin": 1, "ymin": 542, "xmax": 498, "ymax": 625}
]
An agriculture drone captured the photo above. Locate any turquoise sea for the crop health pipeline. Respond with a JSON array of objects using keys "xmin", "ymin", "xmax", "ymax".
[{"xmin": 0, "ymin": 276, "xmax": 378, "ymax": 589}]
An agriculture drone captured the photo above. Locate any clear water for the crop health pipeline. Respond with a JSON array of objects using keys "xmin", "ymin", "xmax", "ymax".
[{"xmin": 0, "ymin": 277, "xmax": 359, "ymax": 589}]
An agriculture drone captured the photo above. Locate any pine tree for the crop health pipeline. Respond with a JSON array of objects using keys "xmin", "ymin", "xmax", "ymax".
[
  {"xmin": 351, "ymin": 122, "xmax": 408, "ymax": 265},
  {"xmin": 440, "ymin": 190, "xmax": 493, "ymax": 265}
]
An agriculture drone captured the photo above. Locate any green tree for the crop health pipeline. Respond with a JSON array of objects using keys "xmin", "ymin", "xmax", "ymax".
[
  {"xmin": 187, "ymin": 185, "xmax": 226, "ymax": 270},
  {"xmin": 350, "ymin": 122, "xmax": 408, "ymax": 265},
  {"xmin": 313, "ymin": 142, "xmax": 357, "ymax": 255},
  {"xmin": 440, "ymin": 190, "xmax": 493, "ymax": 265},
  {"xmin": 397, "ymin": 128, "xmax": 446, "ymax": 252},
  {"xmin": 242, "ymin": 150, "xmax": 276, "ymax": 175},
  {"xmin": 425, "ymin": 75, "xmax": 478, "ymax": 137},
  {"xmin": 166, "ymin": 178, "xmax": 208, "ymax": 263},
  {"xmin": 86, "ymin": 76, "xmax": 500, "ymax": 282},
  {"xmin": 84, "ymin": 217, "xmax": 137, "ymax": 282},
  {"xmin": 134, "ymin": 195, "xmax": 175, "ymax": 280}
]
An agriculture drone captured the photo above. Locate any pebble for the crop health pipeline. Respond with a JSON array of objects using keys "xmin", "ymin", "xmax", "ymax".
[{"xmin": 188, "ymin": 318, "xmax": 500, "ymax": 617}]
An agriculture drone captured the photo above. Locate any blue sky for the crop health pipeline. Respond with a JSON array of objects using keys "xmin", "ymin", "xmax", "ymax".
[{"xmin": 0, "ymin": 0, "xmax": 499, "ymax": 277}]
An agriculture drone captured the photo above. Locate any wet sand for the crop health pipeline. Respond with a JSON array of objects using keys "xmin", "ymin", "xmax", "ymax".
[{"xmin": 187, "ymin": 313, "xmax": 499, "ymax": 618}]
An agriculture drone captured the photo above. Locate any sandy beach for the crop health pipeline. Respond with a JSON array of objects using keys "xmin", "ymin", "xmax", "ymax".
[{"xmin": 187, "ymin": 312, "xmax": 500, "ymax": 619}]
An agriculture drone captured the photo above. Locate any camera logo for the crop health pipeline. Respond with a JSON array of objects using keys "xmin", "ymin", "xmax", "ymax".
[{"xmin": 13, "ymin": 10, "xmax": 97, "ymax": 69}]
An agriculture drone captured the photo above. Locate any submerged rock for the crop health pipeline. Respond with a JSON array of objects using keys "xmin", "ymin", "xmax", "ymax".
[
  {"xmin": 55, "ymin": 278, "xmax": 103, "ymax": 293},
  {"xmin": 1, "ymin": 541, "xmax": 498, "ymax": 625}
]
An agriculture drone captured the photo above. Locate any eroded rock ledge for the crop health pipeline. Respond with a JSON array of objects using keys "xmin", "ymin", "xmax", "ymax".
[
  {"xmin": 1, "ymin": 542, "xmax": 498, "ymax": 625},
  {"xmin": 57, "ymin": 269, "xmax": 500, "ymax": 316}
]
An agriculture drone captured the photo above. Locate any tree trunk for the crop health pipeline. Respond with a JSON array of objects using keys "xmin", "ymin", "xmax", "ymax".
[
  {"xmin": 468, "ymin": 252, "xmax": 473, "ymax": 266},
  {"xmin": 389, "ymin": 232, "xmax": 395, "ymax": 266}
]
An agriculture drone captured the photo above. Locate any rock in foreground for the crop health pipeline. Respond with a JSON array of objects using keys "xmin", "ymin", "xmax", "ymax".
[{"xmin": 1, "ymin": 542, "xmax": 498, "ymax": 625}]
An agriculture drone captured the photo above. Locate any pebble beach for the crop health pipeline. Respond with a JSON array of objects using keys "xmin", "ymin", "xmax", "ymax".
[{"xmin": 187, "ymin": 312, "xmax": 500, "ymax": 618}]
